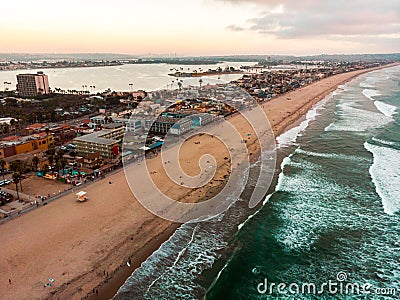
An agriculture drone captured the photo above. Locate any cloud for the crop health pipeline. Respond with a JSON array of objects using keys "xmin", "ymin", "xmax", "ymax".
[
  {"xmin": 225, "ymin": 24, "xmax": 245, "ymax": 31},
  {"xmin": 221, "ymin": 0, "xmax": 400, "ymax": 41}
]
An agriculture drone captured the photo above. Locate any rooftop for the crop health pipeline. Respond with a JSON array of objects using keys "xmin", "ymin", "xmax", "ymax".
[
  {"xmin": 102, "ymin": 123, "xmax": 124, "ymax": 130},
  {"xmin": 26, "ymin": 123, "xmax": 44, "ymax": 129},
  {"xmin": 74, "ymin": 130, "xmax": 119, "ymax": 145}
]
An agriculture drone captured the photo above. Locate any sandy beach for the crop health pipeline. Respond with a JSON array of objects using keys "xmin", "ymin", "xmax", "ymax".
[{"xmin": 0, "ymin": 64, "xmax": 397, "ymax": 300}]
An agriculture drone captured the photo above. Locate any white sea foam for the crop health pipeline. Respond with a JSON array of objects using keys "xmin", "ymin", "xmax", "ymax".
[
  {"xmin": 362, "ymin": 88, "xmax": 380, "ymax": 101},
  {"xmin": 364, "ymin": 142, "xmax": 400, "ymax": 215},
  {"xmin": 360, "ymin": 82, "xmax": 375, "ymax": 88},
  {"xmin": 116, "ymin": 219, "xmax": 229, "ymax": 298},
  {"xmin": 276, "ymin": 155, "xmax": 293, "ymax": 191},
  {"xmin": 295, "ymin": 148, "xmax": 368, "ymax": 162},
  {"xmin": 276, "ymin": 96, "xmax": 329, "ymax": 146},
  {"xmin": 273, "ymin": 171, "xmax": 349, "ymax": 251},
  {"xmin": 324, "ymin": 105, "xmax": 392, "ymax": 132},
  {"xmin": 237, "ymin": 194, "xmax": 273, "ymax": 231},
  {"xmin": 371, "ymin": 137, "xmax": 398, "ymax": 147},
  {"xmin": 374, "ymin": 101, "xmax": 397, "ymax": 117}
]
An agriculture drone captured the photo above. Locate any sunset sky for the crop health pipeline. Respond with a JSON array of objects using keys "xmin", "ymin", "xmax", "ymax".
[{"xmin": 1, "ymin": 0, "xmax": 399, "ymax": 55}]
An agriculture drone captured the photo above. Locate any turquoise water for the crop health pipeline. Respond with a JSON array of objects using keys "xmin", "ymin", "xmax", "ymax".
[
  {"xmin": 206, "ymin": 66, "xmax": 400, "ymax": 299},
  {"xmin": 114, "ymin": 66, "xmax": 400, "ymax": 299}
]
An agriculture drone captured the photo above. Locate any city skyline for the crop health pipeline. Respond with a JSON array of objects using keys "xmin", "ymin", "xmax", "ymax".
[{"xmin": 1, "ymin": 0, "xmax": 399, "ymax": 56}]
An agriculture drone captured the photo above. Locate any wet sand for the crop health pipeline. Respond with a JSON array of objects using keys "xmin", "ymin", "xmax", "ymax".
[{"xmin": 0, "ymin": 64, "xmax": 397, "ymax": 300}]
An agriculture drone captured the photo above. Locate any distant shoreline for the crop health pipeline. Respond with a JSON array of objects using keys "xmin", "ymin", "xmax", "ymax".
[{"xmin": 0, "ymin": 60, "xmax": 234, "ymax": 73}]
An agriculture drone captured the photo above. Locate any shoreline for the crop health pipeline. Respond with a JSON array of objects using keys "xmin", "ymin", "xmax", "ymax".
[
  {"xmin": 83, "ymin": 63, "xmax": 400, "ymax": 300},
  {"xmin": 0, "ymin": 63, "xmax": 398, "ymax": 300}
]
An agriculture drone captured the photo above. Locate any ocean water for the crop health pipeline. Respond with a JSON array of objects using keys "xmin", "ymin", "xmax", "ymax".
[{"xmin": 114, "ymin": 65, "xmax": 400, "ymax": 299}]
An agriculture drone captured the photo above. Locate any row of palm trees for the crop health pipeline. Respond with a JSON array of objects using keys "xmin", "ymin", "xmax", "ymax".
[
  {"xmin": 0, "ymin": 159, "xmax": 24, "ymax": 199},
  {"xmin": 47, "ymin": 146, "xmax": 68, "ymax": 176},
  {"xmin": 3, "ymin": 81, "xmax": 12, "ymax": 91}
]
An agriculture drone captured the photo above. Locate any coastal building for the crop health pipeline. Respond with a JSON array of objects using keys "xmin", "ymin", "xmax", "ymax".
[
  {"xmin": 74, "ymin": 124, "xmax": 124, "ymax": 159},
  {"xmin": 0, "ymin": 144, "xmax": 16, "ymax": 159},
  {"xmin": 191, "ymin": 113, "xmax": 215, "ymax": 127},
  {"xmin": 150, "ymin": 117, "xmax": 178, "ymax": 134},
  {"xmin": 169, "ymin": 119, "xmax": 192, "ymax": 135},
  {"xmin": 0, "ymin": 133, "xmax": 54, "ymax": 157},
  {"xmin": 0, "ymin": 117, "xmax": 17, "ymax": 126},
  {"xmin": 126, "ymin": 119, "xmax": 143, "ymax": 133},
  {"xmin": 3, "ymin": 149, "xmax": 48, "ymax": 170},
  {"xmin": 23, "ymin": 123, "xmax": 46, "ymax": 135},
  {"xmin": 90, "ymin": 115, "xmax": 130, "ymax": 126},
  {"xmin": 16, "ymin": 72, "xmax": 50, "ymax": 97},
  {"xmin": 76, "ymin": 152, "xmax": 102, "ymax": 169}
]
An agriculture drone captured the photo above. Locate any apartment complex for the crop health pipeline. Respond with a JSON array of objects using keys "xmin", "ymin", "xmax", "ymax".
[
  {"xmin": 16, "ymin": 71, "xmax": 50, "ymax": 97},
  {"xmin": 74, "ymin": 124, "xmax": 124, "ymax": 159}
]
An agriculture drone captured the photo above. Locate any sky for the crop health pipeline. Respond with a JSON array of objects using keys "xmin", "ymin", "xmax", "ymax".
[{"xmin": 1, "ymin": 0, "xmax": 399, "ymax": 55}]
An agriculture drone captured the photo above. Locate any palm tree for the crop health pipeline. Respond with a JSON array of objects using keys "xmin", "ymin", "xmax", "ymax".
[
  {"xmin": 0, "ymin": 159, "xmax": 6, "ymax": 181},
  {"xmin": 3, "ymin": 124, "xmax": 10, "ymax": 134},
  {"xmin": 12, "ymin": 172, "xmax": 20, "ymax": 199},
  {"xmin": 47, "ymin": 145, "xmax": 55, "ymax": 156},
  {"xmin": 32, "ymin": 156, "xmax": 40, "ymax": 171},
  {"xmin": 10, "ymin": 161, "xmax": 24, "ymax": 192},
  {"xmin": 10, "ymin": 118, "xmax": 15, "ymax": 134},
  {"xmin": 48, "ymin": 155, "xmax": 54, "ymax": 169},
  {"xmin": 60, "ymin": 157, "xmax": 67, "ymax": 176}
]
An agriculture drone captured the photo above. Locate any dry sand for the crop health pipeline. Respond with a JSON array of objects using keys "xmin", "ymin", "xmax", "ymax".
[{"xmin": 0, "ymin": 64, "xmax": 397, "ymax": 300}]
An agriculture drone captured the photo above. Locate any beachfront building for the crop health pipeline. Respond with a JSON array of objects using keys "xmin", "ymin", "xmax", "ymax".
[
  {"xmin": 16, "ymin": 72, "xmax": 50, "ymax": 97},
  {"xmin": 76, "ymin": 152, "xmax": 102, "ymax": 169},
  {"xmin": 74, "ymin": 124, "xmax": 124, "ymax": 159},
  {"xmin": 191, "ymin": 113, "xmax": 215, "ymax": 127},
  {"xmin": 150, "ymin": 117, "xmax": 178, "ymax": 134},
  {"xmin": 169, "ymin": 119, "xmax": 192, "ymax": 135}
]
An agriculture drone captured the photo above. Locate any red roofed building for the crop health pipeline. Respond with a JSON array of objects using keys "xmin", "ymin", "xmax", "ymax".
[
  {"xmin": 24, "ymin": 123, "xmax": 45, "ymax": 135},
  {"xmin": 1, "ymin": 135, "xmax": 21, "ymax": 142}
]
